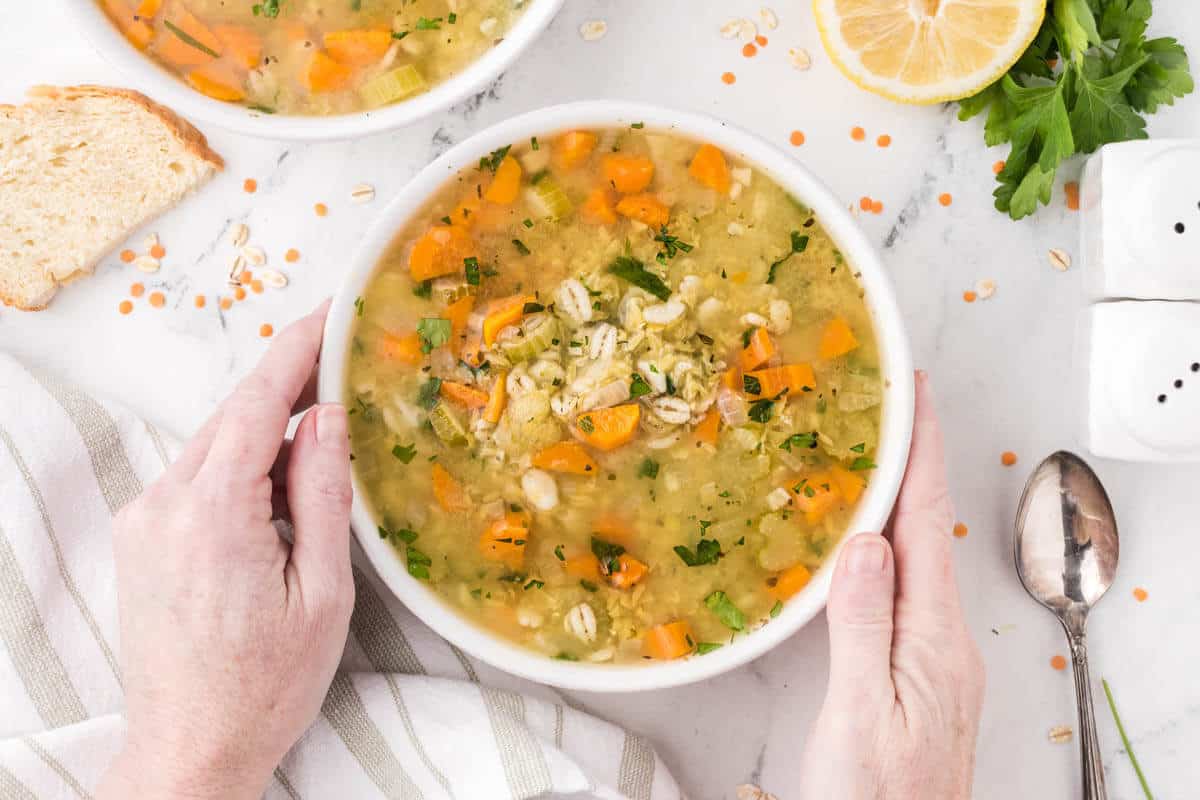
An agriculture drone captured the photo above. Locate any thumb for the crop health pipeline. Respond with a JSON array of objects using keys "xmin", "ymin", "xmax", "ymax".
[
  {"xmin": 825, "ymin": 533, "xmax": 896, "ymax": 704},
  {"xmin": 286, "ymin": 403, "xmax": 353, "ymax": 598}
]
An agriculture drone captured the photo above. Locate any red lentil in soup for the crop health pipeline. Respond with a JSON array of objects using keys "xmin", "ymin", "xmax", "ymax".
[{"xmin": 346, "ymin": 126, "xmax": 883, "ymax": 663}]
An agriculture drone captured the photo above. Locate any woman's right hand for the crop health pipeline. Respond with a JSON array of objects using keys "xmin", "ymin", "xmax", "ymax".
[{"xmin": 797, "ymin": 371, "xmax": 986, "ymax": 800}]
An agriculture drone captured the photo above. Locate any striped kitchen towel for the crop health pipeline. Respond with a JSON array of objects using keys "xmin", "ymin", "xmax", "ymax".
[{"xmin": 0, "ymin": 353, "xmax": 682, "ymax": 800}]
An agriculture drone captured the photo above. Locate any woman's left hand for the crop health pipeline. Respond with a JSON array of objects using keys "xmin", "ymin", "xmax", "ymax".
[{"xmin": 97, "ymin": 302, "xmax": 354, "ymax": 800}]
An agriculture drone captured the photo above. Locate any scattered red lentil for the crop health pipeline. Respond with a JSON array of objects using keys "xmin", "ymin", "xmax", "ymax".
[
  {"xmin": 876, "ymin": 134, "xmax": 892, "ymax": 147},
  {"xmin": 721, "ymin": 72, "xmax": 736, "ymax": 85},
  {"xmin": 130, "ymin": 282, "xmax": 145, "ymax": 298},
  {"xmin": 1050, "ymin": 655, "xmax": 1067, "ymax": 671},
  {"xmin": 963, "ymin": 290, "xmax": 978, "ymax": 303},
  {"xmin": 194, "ymin": 294, "xmax": 206, "ymax": 309},
  {"xmin": 118, "ymin": 299, "xmax": 133, "ymax": 315},
  {"xmin": 993, "ymin": 160, "xmax": 1006, "ymax": 175},
  {"xmin": 1133, "ymin": 587, "xmax": 1148, "ymax": 602},
  {"xmin": 148, "ymin": 291, "xmax": 165, "ymax": 308},
  {"xmin": 243, "ymin": 178, "xmax": 258, "ymax": 193},
  {"xmin": 314, "ymin": 203, "xmax": 328, "ymax": 217},
  {"xmin": 1001, "ymin": 451, "xmax": 1018, "ymax": 467},
  {"xmin": 789, "ymin": 131, "xmax": 806, "ymax": 146},
  {"xmin": 219, "ymin": 296, "xmax": 233, "ymax": 311},
  {"xmin": 939, "ymin": 193, "xmax": 953, "ymax": 207},
  {"xmin": 234, "ymin": 286, "xmax": 247, "ymax": 301},
  {"xmin": 285, "ymin": 248, "xmax": 300, "ymax": 263},
  {"xmin": 120, "ymin": 249, "xmax": 136, "ymax": 263},
  {"xmin": 150, "ymin": 244, "xmax": 166, "ymax": 259},
  {"xmin": 742, "ymin": 43, "xmax": 758, "ymax": 58},
  {"xmin": 870, "ymin": 199, "xmax": 884, "ymax": 214},
  {"xmin": 859, "ymin": 196, "xmax": 873, "ymax": 211},
  {"xmin": 953, "ymin": 522, "xmax": 969, "ymax": 539},
  {"xmin": 851, "ymin": 126, "xmax": 866, "ymax": 141},
  {"xmin": 259, "ymin": 323, "xmax": 274, "ymax": 338},
  {"xmin": 251, "ymin": 279, "xmax": 264, "ymax": 294},
  {"xmin": 755, "ymin": 35, "xmax": 767, "ymax": 47},
  {"xmin": 1064, "ymin": 181, "xmax": 1080, "ymax": 211},
  {"xmin": 239, "ymin": 270, "xmax": 253, "ymax": 285}
]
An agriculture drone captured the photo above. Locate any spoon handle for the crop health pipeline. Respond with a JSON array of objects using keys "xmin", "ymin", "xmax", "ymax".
[{"xmin": 1070, "ymin": 633, "xmax": 1108, "ymax": 800}]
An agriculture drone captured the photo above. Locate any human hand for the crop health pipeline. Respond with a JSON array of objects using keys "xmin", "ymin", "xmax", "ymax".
[
  {"xmin": 797, "ymin": 371, "xmax": 985, "ymax": 800},
  {"xmin": 97, "ymin": 302, "xmax": 354, "ymax": 800}
]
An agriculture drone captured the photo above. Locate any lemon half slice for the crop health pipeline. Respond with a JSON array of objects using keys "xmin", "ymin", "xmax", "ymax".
[{"xmin": 814, "ymin": 0, "xmax": 1046, "ymax": 104}]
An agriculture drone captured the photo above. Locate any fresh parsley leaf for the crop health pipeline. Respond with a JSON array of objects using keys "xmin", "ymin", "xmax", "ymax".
[
  {"xmin": 554, "ymin": 544, "xmax": 565, "ymax": 561},
  {"xmin": 416, "ymin": 318, "xmax": 452, "ymax": 353},
  {"xmin": 523, "ymin": 578, "xmax": 544, "ymax": 590},
  {"xmin": 607, "ymin": 256, "xmax": 671, "ymax": 300},
  {"xmin": 630, "ymin": 372, "xmax": 653, "ymax": 398},
  {"xmin": 479, "ymin": 144, "xmax": 511, "ymax": 172},
  {"xmin": 674, "ymin": 538, "xmax": 721, "ymax": 567},
  {"xmin": 406, "ymin": 546, "xmax": 432, "ymax": 580},
  {"xmin": 748, "ymin": 398, "xmax": 775, "ymax": 424},
  {"xmin": 554, "ymin": 652, "xmax": 579, "ymax": 661},
  {"xmin": 695, "ymin": 642, "xmax": 723, "ymax": 655},
  {"xmin": 412, "ymin": 280, "xmax": 432, "ymax": 299},
  {"xmin": 392, "ymin": 30, "xmax": 409, "ymax": 40},
  {"xmin": 252, "ymin": 0, "xmax": 281, "ymax": 17},
  {"xmin": 780, "ymin": 432, "xmax": 818, "ymax": 451},
  {"xmin": 392, "ymin": 443, "xmax": 417, "ymax": 463},
  {"xmin": 770, "ymin": 600, "xmax": 784, "ymax": 618},
  {"xmin": 577, "ymin": 415, "xmax": 596, "ymax": 434},
  {"xmin": 579, "ymin": 580, "xmax": 598, "ymax": 592},
  {"xmin": 512, "ymin": 239, "xmax": 531, "ymax": 256},
  {"xmin": 766, "ymin": 232, "xmax": 809, "ymax": 284},
  {"xmin": 354, "ymin": 296, "xmax": 365, "ymax": 316},
  {"xmin": 415, "ymin": 16, "xmax": 442, "ymax": 30},
  {"xmin": 464, "ymin": 257, "xmax": 481, "ymax": 286},
  {"xmin": 743, "ymin": 374, "xmax": 762, "ymax": 395},
  {"xmin": 654, "ymin": 226, "xmax": 694, "ymax": 260},
  {"xmin": 704, "ymin": 590, "xmax": 746, "ymax": 631},
  {"xmin": 850, "ymin": 442, "xmax": 866, "ymax": 453},
  {"xmin": 416, "ymin": 377, "xmax": 443, "ymax": 409},
  {"xmin": 591, "ymin": 537, "xmax": 625, "ymax": 574},
  {"xmin": 637, "ymin": 458, "xmax": 659, "ymax": 479},
  {"xmin": 850, "ymin": 456, "xmax": 877, "ymax": 471}
]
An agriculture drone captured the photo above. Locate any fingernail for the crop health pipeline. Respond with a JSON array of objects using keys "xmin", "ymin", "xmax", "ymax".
[
  {"xmin": 847, "ymin": 536, "xmax": 887, "ymax": 575},
  {"xmin": 316, "ymin": 404, "xmax": 347, "ymax": 446}
]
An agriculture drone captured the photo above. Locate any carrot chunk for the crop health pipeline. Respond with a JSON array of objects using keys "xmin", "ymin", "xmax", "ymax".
[
  {"xmin": 443, "ymin": 294, "xmax": 475, "ymax": 354},
  {"xmin": 563, "ymin": 554, "xmax": 602, "ymax": 581},
  {"xmin": 408, "ymin": 225, "xmax": 477, "ymax": 283},
  {"xmin": 609, "ymin": 554, "xmax": 648, "ymax": 589},
  {"xmin": 615, "ymin": 193, "xmax": 670, "ymax": 228},
  {"xmin": 103, "ymin": 0, "xmax": 155, "ymax": 49},
  {"xmin": 575, "ymin": 404, "xmax": 640, "ymax": 451},
  {"xmin": 483, "ymin": 372, "xmax": 508, "ymax": 424},
  {"xmin": 482, "ymin": 294, "xmax": 535, "ymax": 346},
  {"xmin": 738, "ymin": 327, "xmax": 777, "ymax": 372},
  {"xmin": 688, "ymin": 144, "xmax": 731, "ymax": 193},
  {"xmin": 819, "ymin": 317, "xmax": 859, "ymax": 360},
  {"xmin": 602, "ymin": 154, "xmax": 655, "ymax": 193},
  {"xmin": 483, "ymin": 156, "xmax": 523, "ymax": 205},
  {"xmin": 186, "ymin": 66, "xmax": 245, "ymax": 102},
  {"xmin": 479, "ymin": 512, "xmax": 529, "ymax": 569},
  {"xmin": 743, "ymin": 364, "xmax": 816, "ymax": 397},
  {"xmin": 156, "ymin": 6, "xmax": 221, "ymax": 66},
  {"xmin": 693, "ymin": 409, "xmax": 720, "ymax": 446},
  {"xmin": 439, "ymin": 381, "xmax": 490, "ymax": 409},
  {"xmin": 830, "ymin": 464, "xmax": 866, "ymax": 505},
  {"xmin": 431, "ymin": 463, "xmax": 469, "ymax": 513},
  {"xmin": 793, "ymin": 473, "xmax": 841, "ymax": 525},
  {"xmin": 591, "ymin": 513, "xmax": 635, "ymax": 548},
  {"xmin": 642, "ymin": 621, "xmax": 695, "ymax": 660},
  {"xmin": 136, "ymin": 0, "xmax": 163, "ymax": 15},
  {"xmin": 553, "ymin": 130, "xmax": 597, "ymax": 170},
  {"xmin": 303, "ymin": 50, "xmax": 353, "ymax": 93},
  {"xmin": 580, "ymin": 187, "xmax": 618, "ymax": 225},
  {"xmin": 214, "ymin": 25, "xmax": 262, "ymax": 69},
  {"xmin": 768, "ymin": 563, "xmax": 812, "ymax": 602},
  {"xmin": 532, "ymin": 441, "xmax": 599, "ymax": 475},
  {"xmin": 378, "ymin": 331, "xmax": 424, "ymax": 364},
  {"xmin": 323, "ymin": 29, "xmax": 391, "ymax": 66}
]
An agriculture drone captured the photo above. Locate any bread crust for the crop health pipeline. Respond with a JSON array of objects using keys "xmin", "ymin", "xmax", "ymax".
[{"xmin": 0, "ymin": 85, "xmax": 223, "ymax": 311}]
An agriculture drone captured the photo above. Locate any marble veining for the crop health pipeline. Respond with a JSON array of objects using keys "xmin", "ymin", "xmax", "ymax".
[{"xmin": 2, "ymin": 2, "xmax": 1199, "ymax": 798}]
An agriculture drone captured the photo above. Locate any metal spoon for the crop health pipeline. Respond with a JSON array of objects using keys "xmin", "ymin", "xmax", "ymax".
[{"xmin": 1015, "ymin": 451, "xmax": 1119, "ymax": 800}]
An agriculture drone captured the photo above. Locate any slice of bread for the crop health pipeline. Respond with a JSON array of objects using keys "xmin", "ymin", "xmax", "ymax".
[{"xmin": 0, "ymin": 85, "xmax": 223, "ymax": 311}]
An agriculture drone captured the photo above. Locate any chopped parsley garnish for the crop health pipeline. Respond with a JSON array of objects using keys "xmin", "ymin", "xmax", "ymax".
[
  {"xmin": 780, "ymin": 432, "xmax": 818, "ymax": 452},
  {"xmin": 512, "ymin": 239, "xmax": 531, "ymax": 256},
  {"xmin": 530, "ymin": 136, "xmax": 539, "ymax": 151},
  {"xmin": 252, "ymin": 0, "xmax": 281, "ymax": 17},
  {"xmin": 523, "ymin": 578, "xmax": 544, "ymax": 591},
  {"xmin": 770, "ymin": 600, "xmax": 784, "ymax": 618},
  {"xmin": 391, "ymin": 443, "xmax": 417, "ymax": 464},
  {"xmin": 742, "ymin": 374, "xmax": 762, "ymax": 395},
  {"xmin": 674, "ymin": 538, "xmax": 721, "ymax": 567},
  {"xmin": 406, "ymin": 546, "xmax": 432, "ymax": 580},
  {"xmin": 579, "ymin": 580, "xmax": 599, "ymax": 593},
  {"xmin": 637, "ymin": 458, "xmax": 660, "ymax": 480},
  {"xmin": 704, "ymin": 591, "xmax": 746, "ymax": 631},
  {"xmin": 695, "ymin": 642, "xmax": 723, "ymax": 654},
  {"xmin": 748, "ymin": 397, "xmax": 776, "ymax": 424},
  {"xmin": 654, "ymin": 226, "xmax": 694, "ymax": 260},
  {"xmin": 591, "ymin": 537, "xmax": 625, "ymax": 574},
  {"xmin": 378, "ymin": 525, "xmax": 418, "ymax": 544},
  {"xmin": 629, "ymin": 372, "xmax": 653, "ymax": 398},
  {"xmin": 554, "ymin": 544, "xmax": 566, "ymax": 561},
  {"xmin": 464, "ymin": 257, "xmax": 480, "ymax": 285},
  {"xmin": 479, "ymin": 144, "xmax": 511, "ymax": 172},
  {"xmin": 577, "ymin": 415, "xmax": 596, "ymax": 434},
  {"xmin": 850, "ymin": 442, "xmax": 866, "ymax": 453},
  {"xmin": 416, "ymin": 376, "xmax": 443, "ymax": 409},
  {"xmin": 554, "ymin": 652, "xmax": 579, "ymax": 661},
  {"xmin": 412, "ymin": 280, "xmax": 433, "ymax": 299},
  {"xmin": 607, "ymin": 256, "xmax": 671, "ymax": 300},
  {"xmin": 741, "ymin": 327, "xmax": 755, "ymax": 348},
  {"xmin": 392, "ymin": 30, "xmax": 409, "ymax": 40},
  {"xmin": 447, "ymin": 12, "xmax": 457, "ymax": 23},
  {"xmin": 416, "ymin": 317, "xmax": 452, "ymax": 353},
  {"xmin": 850, "ymin": 456, "xmax": 877, "ymax": 471},
  {"xmin": 766, "ymin": 231, "xmax": 809, "ymax": 284},
  {"xmin": 354, "ymin": 296, "xmax": 365, "ymax": 316},
  {"xmin": 415, "ymin": 16, "xmax": 443, "ymax": 30},
  {"xmin": 522, "ymin": 218, "xmax": 534, "ymax": 228}
]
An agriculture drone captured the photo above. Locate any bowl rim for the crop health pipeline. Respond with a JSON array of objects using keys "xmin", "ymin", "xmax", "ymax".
[
  {"xmin": 65, "ymin": 0, "xmax": 565, "ymax": 141},
  {"xmin": 319, "ymin": 100, "xmax": 915, "ymax": 692}
]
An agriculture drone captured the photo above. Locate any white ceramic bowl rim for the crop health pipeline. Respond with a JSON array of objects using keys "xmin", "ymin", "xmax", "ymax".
[
  {"xmin": 319, "ymin": 100, "xmax": 915, "ymax": 692},
  {"xmin": 67, "ymin": 0, "xmax": 564, "ymax": 141}
]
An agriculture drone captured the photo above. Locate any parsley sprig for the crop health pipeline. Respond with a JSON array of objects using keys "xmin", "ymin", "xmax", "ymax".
[{"xmin": 958, "ymin": 0, "xmax": 1193, "ymax": 219}]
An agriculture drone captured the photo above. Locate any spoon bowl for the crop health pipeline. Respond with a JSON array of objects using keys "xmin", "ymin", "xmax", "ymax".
[{"xmin": 1015, "ymin": 450, "xmax": 1120, "ymax": 800}]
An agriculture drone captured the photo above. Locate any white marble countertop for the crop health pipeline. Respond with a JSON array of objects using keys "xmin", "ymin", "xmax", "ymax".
[{"xmin": 4, "ymin": 2, "xmax": 1200, "ymax": 798}]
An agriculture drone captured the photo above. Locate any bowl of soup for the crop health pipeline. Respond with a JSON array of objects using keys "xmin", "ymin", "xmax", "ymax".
[
  {"xmin": 75, "ymin": 0, "xmax": 564, "ymax": 140},
  {"xmin": 319, "ymin": 101, "xmax": 915, "ymax": 690}
]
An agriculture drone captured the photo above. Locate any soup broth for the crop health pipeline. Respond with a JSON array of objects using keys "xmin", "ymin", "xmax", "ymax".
[
  {"xmin": 98, "ymin": 0, "xmax": 526, "ymax": 115},
  {"xmin": 347, "ymin": 127, "xmax": 884, "ymax": 663}
]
